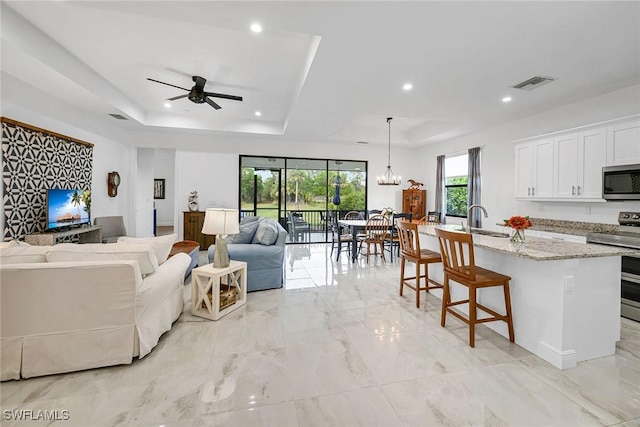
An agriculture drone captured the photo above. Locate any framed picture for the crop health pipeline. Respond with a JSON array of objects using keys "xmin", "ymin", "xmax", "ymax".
[{"xmin": 154, "ymin": 179, "xmax": 165, "ymax": 199}]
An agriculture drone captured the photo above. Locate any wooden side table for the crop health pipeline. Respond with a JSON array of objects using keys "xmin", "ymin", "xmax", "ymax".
[{"xmin": 191, "ymin": 260, "xmax": 247, "ymax": 320}]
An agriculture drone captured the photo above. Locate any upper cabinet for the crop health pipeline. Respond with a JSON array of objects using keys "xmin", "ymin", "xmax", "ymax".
[
  {"xmin": 514, "ymin": 138, "xmax": 553, "ymax": 198},
  {"xmin": 552, "ymin": 128, "xmax": 607, "ymax": 200},
  {"xmin": 607, "ymin": 119, "xmax": 640, "ymax": 165},
  {"xmin": 515, "ymin": 115, "xmax": 638, "ymax": 201}
]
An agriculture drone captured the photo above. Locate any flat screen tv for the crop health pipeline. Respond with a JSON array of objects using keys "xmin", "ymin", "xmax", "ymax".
[{"xmin": 46, "ymin": 189, "xmax": 90, "ymax": 230}]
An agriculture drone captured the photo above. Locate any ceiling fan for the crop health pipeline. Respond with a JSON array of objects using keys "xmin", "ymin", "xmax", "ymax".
[{"xmin": 146, "ymin": 75, "xmax": 243, "ymax": 110}]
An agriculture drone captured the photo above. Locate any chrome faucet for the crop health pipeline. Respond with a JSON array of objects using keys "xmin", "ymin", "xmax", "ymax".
[{"xmin": 466, "ymin": 204, "xmax": 488, "ymax": 233}]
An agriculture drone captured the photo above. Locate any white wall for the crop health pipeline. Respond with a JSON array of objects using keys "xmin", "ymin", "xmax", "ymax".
[
  {"xmin": 152, "ymin": 148, "xmax": 175, "ymax": 226},
  {"xmin": 418, "ymin": 84, "xmax": 640, "ymax": 230},
  {"xmin": 134, "ymin": 148, "xmax": 155, "ymax": 237}
]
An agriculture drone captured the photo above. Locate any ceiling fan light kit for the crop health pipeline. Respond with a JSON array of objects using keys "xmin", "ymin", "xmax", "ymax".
[
  {"xmin": 147, "ymin": 75, "xmax": 243, "ymax": 110},
  {"xmin": 377, "ymin": 117, "xmax": 401, "ymax": 186}
]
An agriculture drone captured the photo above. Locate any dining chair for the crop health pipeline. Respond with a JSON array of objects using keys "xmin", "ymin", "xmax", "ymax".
[
  {"xmin": 434, "ymin": 228, "xmax": 515, "ymax": 347},
  {"xmin": 344, "ymin": 211, "xmax": 364, "ymax": 220},
  {"xmin": 397, "ymin": 221, "xmax": 442, "ymax": 308},
  {"xmin": 330, "ymin": 216, "xmax": 353, "ymax": 261},
  {"xmin": 357, "ymin": 214, "xmax": 389, "ymax": 263},
  {"xmin": 287, "ymin": 211, "xmax": 310, "ymax": 242},
  {"xmin": 427, "ymin": 211, "xmax": 441, "ymax": 224},
  {"xmin": 367, "ymin": 209, "xmax": 382, "ymax": 218},
  {"xmin": 386, "ymin": 212, "xmax": 412, "ymax": 262}
]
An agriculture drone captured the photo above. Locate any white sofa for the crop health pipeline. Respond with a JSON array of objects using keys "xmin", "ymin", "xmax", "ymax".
[{"xmin": 0, "ymin": 238, "xmax": 190, "ymax": 380}]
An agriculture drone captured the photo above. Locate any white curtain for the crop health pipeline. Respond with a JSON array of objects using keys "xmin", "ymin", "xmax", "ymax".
[
  {"xmin": 435, "ymin": 155, "xmax": 445, "ymax": 224},
  {"xmin": 468, "ymin": 147, "xmax": 482, "ymax": 228}
]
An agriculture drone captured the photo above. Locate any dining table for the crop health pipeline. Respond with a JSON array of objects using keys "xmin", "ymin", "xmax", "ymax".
[{"xmin": 337, "ymin": 218, "xmax": 428, "ymax": 263}]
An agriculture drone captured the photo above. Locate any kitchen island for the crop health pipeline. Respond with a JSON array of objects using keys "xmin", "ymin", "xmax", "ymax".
[{"xmin": 418, "ymin": 224, "xmax": 637, "ymax": 369}]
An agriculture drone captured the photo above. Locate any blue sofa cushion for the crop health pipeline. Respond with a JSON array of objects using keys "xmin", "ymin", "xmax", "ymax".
[{"xmin": 230, "ymin": 221, "xmax": 260, "ymax": 244}]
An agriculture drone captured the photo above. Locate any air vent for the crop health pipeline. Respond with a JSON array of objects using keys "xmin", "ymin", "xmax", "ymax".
[
  {"xmin": 511, "ymin": 76, "xmax": 556, "ymax": 91},
  {"xmin": 108, "ymin": 113, "xmax": 128, "ymax": 120}
]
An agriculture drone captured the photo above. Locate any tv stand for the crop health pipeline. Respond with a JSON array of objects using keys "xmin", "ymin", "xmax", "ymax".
[{"xmin": 25, "ymin": 225, "xmax": 102, "ymax": 246}]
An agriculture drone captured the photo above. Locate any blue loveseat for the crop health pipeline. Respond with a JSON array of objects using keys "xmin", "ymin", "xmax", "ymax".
[{"xmin": 208, "ymin": 217, "xmax": 287, "ymax": 292}]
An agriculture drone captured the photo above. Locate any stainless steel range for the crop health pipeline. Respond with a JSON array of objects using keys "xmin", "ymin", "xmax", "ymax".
[{"xmin": 588, "ymin": 212, "xmax": 640, "ymax": 322}]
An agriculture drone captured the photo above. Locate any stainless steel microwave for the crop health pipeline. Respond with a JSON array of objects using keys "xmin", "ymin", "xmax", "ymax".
[{"xmin": 603, "ymin": 164, "xmax": 640, "ymax": 200}]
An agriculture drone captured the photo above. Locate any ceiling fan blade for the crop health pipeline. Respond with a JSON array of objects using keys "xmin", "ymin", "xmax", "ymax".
[
  {"xmin": 147, "ymin": 78, "xmax": 189, "ymax": 92},
  {"xmin": 205, "ymin": 97, "xmax": 222, "ymax": 110},
  {"xmin": 204, "ymin": 92, "xmax": 243, "ymax": 102},
  {"xmin": 166, "ymin": 94, "xmax": 189, "ymax": 101},
  {"xmin": 193, "ymin": 76, "xmax": 207, "ymax": 92}
]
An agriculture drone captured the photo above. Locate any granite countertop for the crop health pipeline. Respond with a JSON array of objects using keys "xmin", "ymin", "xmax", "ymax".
[
  {"xmin": 418, "ymin": 224, "xmax": 638, "ymax": 261},
  {"xmin": 495, "ymin": 218, "xmax": 619, "ymax": 237},
  {"xmin": 527, "ymin": 217, "xmax": 619, "ymax": 237}
]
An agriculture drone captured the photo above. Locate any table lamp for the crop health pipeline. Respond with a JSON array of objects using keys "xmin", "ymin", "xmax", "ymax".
[{"xmin": 201, "ymin": 208, "xmax": 240, "ymax": 268}]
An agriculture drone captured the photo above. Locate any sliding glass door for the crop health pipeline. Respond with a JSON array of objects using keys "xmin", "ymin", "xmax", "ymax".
[{"xmin": 239, "ymin": 156, "xmax": 367, "ymax": 243}]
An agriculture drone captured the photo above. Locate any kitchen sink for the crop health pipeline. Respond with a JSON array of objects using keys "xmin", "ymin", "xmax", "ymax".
[
  {"xmin": 452, "ymin": 227, "xmax": 510, "ymax": 238},
  {"xmin": 471, "ymin": 229, "xmax": 510, "ymax": 238}
]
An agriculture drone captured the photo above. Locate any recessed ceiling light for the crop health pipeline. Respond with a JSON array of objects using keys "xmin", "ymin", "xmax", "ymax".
[
  {"xmin": 502, "ymin": 96, "xmax": 512, "ymax": 103},
  {"xmin": 402, "ymin": 83, "xmax": 413, "ymax": 91},
  {"xmin": 254, "ymin": 111, "xmax": 262, "ymax": 117},
  {"xmin": 250, "ymin": 23, "xmax": 262, "ymax": 33},
  {"xmin": 164, "ymin": 102, "xmax": 171, "ymax": 108}
]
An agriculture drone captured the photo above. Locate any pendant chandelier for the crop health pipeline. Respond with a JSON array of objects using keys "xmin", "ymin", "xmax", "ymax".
[{"xmin": 377, "ymin": 117, "xmax": 401, "ymax": 186}]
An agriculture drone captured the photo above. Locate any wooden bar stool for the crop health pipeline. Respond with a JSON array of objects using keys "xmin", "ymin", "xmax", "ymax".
[
  {"xmin": 397, "ymin": 221, "xmax": 443, "ymax": 308},
  {"xmin": 434, "ymin": 228, "xmax": 514, "ymax": 347}
]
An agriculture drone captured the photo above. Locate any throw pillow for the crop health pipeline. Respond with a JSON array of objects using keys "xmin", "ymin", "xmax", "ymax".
[
  {"xmin": 239, "ymin": 216, "xmax": 260, "ymax": 225},
  {"xmin": 117, "ymin": 234, "xmax": 177, "ymax": 264},
  {"xmin": 252, "ymin": 220, "xmax": 279, "ymax": 245},
  {"xmin": 230, "ymin": 221, "xmax": 260, "ymax": 244}
]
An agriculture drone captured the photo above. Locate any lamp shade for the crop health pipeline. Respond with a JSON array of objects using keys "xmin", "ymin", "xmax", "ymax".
[{"xmin": 201, "ymin": 208, "xmax": 240, "ymax": 236}]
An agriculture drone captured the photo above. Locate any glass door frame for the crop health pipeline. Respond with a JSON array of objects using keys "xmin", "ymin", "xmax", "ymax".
[{"xmin": 238, "ymin": 155, "xmax": 368, "ymax": 244}]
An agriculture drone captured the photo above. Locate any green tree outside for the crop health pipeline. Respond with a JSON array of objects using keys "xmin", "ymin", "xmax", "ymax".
[{"xmin": 445, "ymin": 176, "xmax": 468, "ymax": 217}]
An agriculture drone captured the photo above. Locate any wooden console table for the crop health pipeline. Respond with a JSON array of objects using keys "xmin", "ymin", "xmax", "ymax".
[{"xmin": 25, "ymin": 225, "xmax": 102, "ymax": 246}]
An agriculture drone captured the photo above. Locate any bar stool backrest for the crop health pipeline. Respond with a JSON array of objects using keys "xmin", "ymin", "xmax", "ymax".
[{"xmin": 435, "ymin": 228, "xmax": 477, "ymax": 281}]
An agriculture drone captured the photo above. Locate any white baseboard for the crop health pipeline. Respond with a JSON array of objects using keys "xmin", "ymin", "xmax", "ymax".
[{"xmin": 538, "ymin": 341, "xmax": 577, "ymax": 369}]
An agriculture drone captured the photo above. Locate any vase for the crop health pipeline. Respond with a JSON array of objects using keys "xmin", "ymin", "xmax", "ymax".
[{"xmin": 510, "ymin": 229, "xmax": 525, "ymax": 243}]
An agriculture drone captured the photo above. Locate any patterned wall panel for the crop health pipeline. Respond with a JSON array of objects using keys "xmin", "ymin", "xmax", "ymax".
[{"xmin": 2, "ymin": 118, "xmax": 93, "ymax": 241}]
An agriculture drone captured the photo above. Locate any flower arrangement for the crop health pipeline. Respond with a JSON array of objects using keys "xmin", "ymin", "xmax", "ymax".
[
  {"xmin": 503, "ymin": 215, "xmax": 533, "ymax": 230},
  {"xmin": 381, "ymin": 207, "xmax": 396, "ymax": 218},
  {"xmin": 503, "ymin": 215, "xmax": 532, "ymax": 243}
]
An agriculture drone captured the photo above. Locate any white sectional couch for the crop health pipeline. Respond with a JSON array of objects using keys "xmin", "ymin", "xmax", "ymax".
[{"xmin": 0, "ymin": 236, "xmax": 190, "ymax": 380}]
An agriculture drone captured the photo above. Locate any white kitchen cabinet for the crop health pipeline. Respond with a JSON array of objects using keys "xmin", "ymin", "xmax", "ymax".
[
  {"xmin": 578, "ymin": 127, "xmax": 607, "ymax": 198},
  {"xmin": 553, "ymin": 133, "xmax": 579, "ymax": 198},
  {"xmin": 607, "ymin": 119, "xmax": 640, "ymax": 165},
  {"xmin": 515, "ymin": 114, "xmax": 639, "ymax": 202},
  {"xmin": 515, "ymin": 139, "xmax": 553, "ymax": 199},
  {"xmin": 515, "ymin": 143, "xmax": 533, "ymax": 197},
  {"xmin": 552, "ymin": 128, "xmax": 607, "ymax": 200}
]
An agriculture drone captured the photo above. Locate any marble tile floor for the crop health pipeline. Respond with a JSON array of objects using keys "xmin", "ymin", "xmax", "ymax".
[{"xmin": 2, "ymin": 244, "xmax": 640, "ymax": 427}]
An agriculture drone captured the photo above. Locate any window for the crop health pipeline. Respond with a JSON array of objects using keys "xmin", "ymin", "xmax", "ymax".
[{"xmin": 445, "ymin": 154, "xmax": 468, "ymax": 217}]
